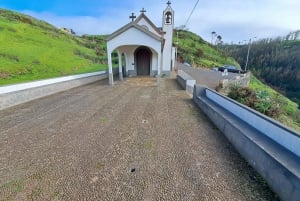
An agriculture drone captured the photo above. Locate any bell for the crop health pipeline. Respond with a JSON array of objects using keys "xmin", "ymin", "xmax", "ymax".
[{"xmin": 166, "ymin": 15, "xmax": 171, "ymax": 23}]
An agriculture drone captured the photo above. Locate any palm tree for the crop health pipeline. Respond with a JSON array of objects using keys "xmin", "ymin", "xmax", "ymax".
[
  {"xmin": 211, "ymin": 31, "xmax": 216, "ymax": 45},
  {"xmin": 216, "ymin": 35, "xmax": 222, "ymax": 45}
]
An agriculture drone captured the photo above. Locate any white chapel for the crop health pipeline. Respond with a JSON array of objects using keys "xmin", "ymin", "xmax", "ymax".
[{"xmin": 106, "ymin": 1, "xmax": 176, "ymax": 85}]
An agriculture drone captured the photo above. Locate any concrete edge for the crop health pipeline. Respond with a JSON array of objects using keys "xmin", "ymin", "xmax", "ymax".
[
  {"xmin": 193, "ymin": 85, "xmax": 300, "ymax": 201},
  {"xmin": 0, "ymin": 71, "xmax": 106, "ymax": 94},
  {"xmin": 176, "ymin": 70, "xmax": 196, "ymax": 94},
  {"xmin": 0, "ymin": 72, "xmax": 108, "ymax": 110}
]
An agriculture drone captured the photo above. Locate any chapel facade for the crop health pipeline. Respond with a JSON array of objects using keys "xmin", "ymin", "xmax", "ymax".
[{"xmin": 106, "ymin": 1, "xmax": 176, "ymax": 85}]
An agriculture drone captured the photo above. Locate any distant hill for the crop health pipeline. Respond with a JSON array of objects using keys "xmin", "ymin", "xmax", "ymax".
[
  {"xmin": 224, "ymin": 34, "xmax": 300, "ymax": 106},
  {"xmin": 0, "ymin": 8, "xmax": 107, "ymax": 85}
]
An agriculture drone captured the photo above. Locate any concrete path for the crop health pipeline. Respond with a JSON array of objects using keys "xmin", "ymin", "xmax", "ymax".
[{"xmin": 0, "ymin": 77, "xmax": 278, "ymax": 200}]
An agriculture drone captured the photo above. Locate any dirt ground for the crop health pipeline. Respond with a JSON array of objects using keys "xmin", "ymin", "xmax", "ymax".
[{"xmin": 0, "ymin": 77, "xmax": 278, "ymax": 200}]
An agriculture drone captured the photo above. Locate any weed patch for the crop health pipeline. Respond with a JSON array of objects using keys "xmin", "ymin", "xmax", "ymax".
[
  {"xmin": 27, "ymin": 187, "xmax": 42, "ymax": 201},
  {"xmin": 99, "ymin": 117, "xmax": 108, "ymax": 123},
  {"xmin": 0, "ymin": 71, "xmax": 11, "ymax": 79},
  {"xmin": 0, "ymin": 179, "xmax": 24, "ymax": 200},
  {"xmin": 0, "ymin": 52, "xmax": 19, "ymax": 62},
  {"xmin": 7, "ymin": 27, "xmax": 16, "ymax": 32},
  {"xmin": 95, "ymin": 162, "xmax": 105, "ymax": 170}
]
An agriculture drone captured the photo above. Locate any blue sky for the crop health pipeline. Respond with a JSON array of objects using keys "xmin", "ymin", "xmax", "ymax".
[{"xmin": 1, "ymin": 0, "xmax": 300, "ymax": 43}]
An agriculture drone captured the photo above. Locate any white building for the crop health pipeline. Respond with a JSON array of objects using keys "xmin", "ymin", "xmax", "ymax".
[{"xmin": 106, "ymin": 1, "xmax": 176, "ymax": 85}]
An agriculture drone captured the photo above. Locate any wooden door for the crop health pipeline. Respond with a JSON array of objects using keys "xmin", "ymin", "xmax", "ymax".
[{"xmin": 136, "ymin": 48, "xmax": 150, "ymax": 76}]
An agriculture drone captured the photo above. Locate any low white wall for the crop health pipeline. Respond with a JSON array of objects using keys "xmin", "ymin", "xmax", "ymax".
[
  {"xmin": 0, "ymin": 71, "xmax": 107, "ymax": 110},
  {"xmin": 193, "ymin": 85, "xmax": 300, "ymax": 201},
  {"xmin": 0, "ymin": 71, "xmax": 105, "ymax": 94},
  {"xmin": 205, "ymin": 88, "xmax": 300, "ymax": 158},
  {"xmin": 176, "ymin": 70, "xmax": 196, "ymax": 94}
]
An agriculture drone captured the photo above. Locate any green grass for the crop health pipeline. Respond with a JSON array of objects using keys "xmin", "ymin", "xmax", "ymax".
[
  {"xmin": 249, "ymin": 75, "xmax": 300, "ymax": 132},
  {"xmin": 0, "ymin": 9, "xmax": 108, "ymax": 85},
  {"xmin": 0, "ymin": 179, "xmax": 24, "ymax": 201},
  {"xmin": 250, "ymin": 76, "xmax": 298, "ymax": 115},
  {"xmin": 174, "ymin": 30, "xmax": 239, "ymax": 68}
]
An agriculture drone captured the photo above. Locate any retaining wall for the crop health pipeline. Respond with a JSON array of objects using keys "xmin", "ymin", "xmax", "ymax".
[
  {"xmin": 193, "ymin": 85, "xmax": 300, "ymax": 201},
  {"xmin": 176, "ymin": 70, "xmax": 196, "ymax": 94},
  {"xmin": 0, "ymin": 71, "xmax": 108, "ymax": 110}
]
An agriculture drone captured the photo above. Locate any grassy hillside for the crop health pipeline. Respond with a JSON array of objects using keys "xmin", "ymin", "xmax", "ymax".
[
  {"xmin": 174, "ymin": 30, "xmax": 239, "ymax": 68},
  {"xmin": 249, "ymin": 76, "xmax": 300, "ymax": 132},
  {"xmin": 224, "ymin": 36, "xmax": 300, "ymax": 106},
  {"xmin": 0, "ymin": 8, "xmax": 239, "ymax": 86},
  {"xmin": 175, "ymin": 30, "xmax": 300, "ymax": 132},
  {"xmin": 0, "ymin": 9, "xmax": 108, "ymax": 85}
]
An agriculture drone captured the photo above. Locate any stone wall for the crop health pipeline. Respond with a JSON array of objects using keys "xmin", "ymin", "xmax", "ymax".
[{"xmin": 217, "ymin": 72, "xmax": 251, "ymax": 93}]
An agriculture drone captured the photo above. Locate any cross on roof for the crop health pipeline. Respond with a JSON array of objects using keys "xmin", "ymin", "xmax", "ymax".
[
  {"xmin": 167, "ymin": 1, "xmax": 171, "ymax": 6},
  {"xmin": 140, "ymin": 8, "xmax": 146, "ymax": 13},
  {"xmin": 129, "ymin": 13, "xmax": 136, "ymax": 22}
]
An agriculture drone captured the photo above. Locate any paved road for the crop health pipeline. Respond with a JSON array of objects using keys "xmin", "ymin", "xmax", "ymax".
[
  {"xmin": 0, "ymin": 77, "xmax": 278, "ymax": 200},
  {"xmin": 177, "ymin": 65, "xmax": 238, "ymax": 89}
]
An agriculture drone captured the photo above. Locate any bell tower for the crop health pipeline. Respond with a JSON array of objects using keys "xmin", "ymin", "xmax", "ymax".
[{"xmin": 162, "ymin": 1, "xmax": 174, "ymax": 73}]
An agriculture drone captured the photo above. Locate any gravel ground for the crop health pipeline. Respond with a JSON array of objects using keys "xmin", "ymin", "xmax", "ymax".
[{"xmin": 0, "ymin": 76, "xmax": 278, "ymax": 200}]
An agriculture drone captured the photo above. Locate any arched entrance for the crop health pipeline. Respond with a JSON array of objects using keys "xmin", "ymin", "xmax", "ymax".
[{"xmin": 135, "ymin": 47, "xmax": 151, "ymax": 76}]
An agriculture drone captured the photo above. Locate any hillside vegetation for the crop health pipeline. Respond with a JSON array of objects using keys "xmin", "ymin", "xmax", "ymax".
[
  {"xmin": 174, "ymin": 30, "xmax": 300, "ymax": 131},
  {"xmin": 229, "ymin": 76, "xmax": 300, "ymax": 132},
  {"xmin": 225, "ymin": 32, "xmax": 300, "ymax": 106},
  {"xmin": 0, "ymin": 9, "xmax": 108, "ymax": 85},
  {"xmin": 174, "ymin": 30, "xmax": 239, "ymax": 68}
]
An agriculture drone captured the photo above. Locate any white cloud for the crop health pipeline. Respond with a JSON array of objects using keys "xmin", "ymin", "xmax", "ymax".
[
  {"xmin": 23, "ymin": 10, "xmax": 130, "ymax": 35},
  {"xmin": 22, "ymin": 0, "xmax": 300, "ymax": 43}
]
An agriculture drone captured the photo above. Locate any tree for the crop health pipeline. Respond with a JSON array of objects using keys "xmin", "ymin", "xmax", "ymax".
[
  {"xmin": 216, "ymin": 35, "xmax": 222, "ymax": 45},
  {"xmin": 70, "ymin": 29, "xmax": 76, "ymax": 35},
  {"xmin": 224, "ymin": 32, "xmax": 300, "ymax": 106}
]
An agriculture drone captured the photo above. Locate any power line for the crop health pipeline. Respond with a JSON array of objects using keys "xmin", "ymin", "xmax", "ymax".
[{"xmin": 184, "ymin": 0, "xmax": 200, "ymax": 28}]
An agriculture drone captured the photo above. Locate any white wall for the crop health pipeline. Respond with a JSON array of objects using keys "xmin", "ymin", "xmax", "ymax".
[
  {"xmin": 137, "ymin": 18, "xmax": 161, "ymax": 37},
  {"xmin": 113, "ymin": 45, "xmax": 159, "ymax": 74},
  {"xmin": 205, "ymin": 89, "xmax": 300, "ymax": 158},
  {"xmin": 107, "ymin": 27, "xmax": 161, "ymax": 54},
  {"xmin": 107, "ymin": 27, "xmax": 162, "ymax": 75},
  {"xmin": 0, "ymin": 71, "xmax": 107, "ymax": 110}
]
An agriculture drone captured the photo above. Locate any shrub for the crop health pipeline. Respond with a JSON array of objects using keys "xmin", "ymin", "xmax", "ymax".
[
  {"xmin": 95, "ymin": 47, "xmax": 105, "ymax": 56},
  {"xmin": 197, "ymin": 49, "xmax": 204, "ymax": 57},
  {"xmin": 228, "ymin": 86, "xmax": 257, "ymax": 108},
  {"xmin": 228, "ymin": 86, "xmax": 281, "ymax": 118},
  {"xmin": 8, "ymin": 27, "xmax": 17, "ymax": 32},
  {"xmin": 293, "ymin": 110, "xmax": 300, "ymax": 124}
]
